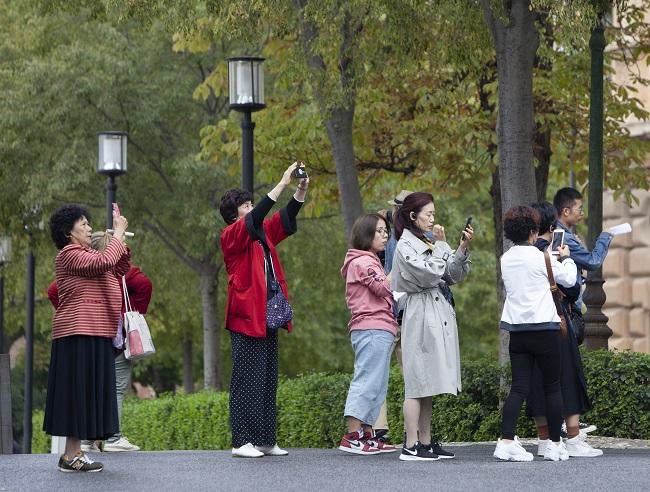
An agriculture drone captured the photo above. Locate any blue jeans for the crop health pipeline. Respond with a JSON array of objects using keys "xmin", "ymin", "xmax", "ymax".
[{"xmin": 344, "ymin": 329, "xmax": 395, "ymax": 425}]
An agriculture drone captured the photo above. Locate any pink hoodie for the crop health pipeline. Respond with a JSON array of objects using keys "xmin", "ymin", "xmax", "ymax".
[{"xmin": 340, "ymin": 249, "xmax": 398, "ymax": 335}]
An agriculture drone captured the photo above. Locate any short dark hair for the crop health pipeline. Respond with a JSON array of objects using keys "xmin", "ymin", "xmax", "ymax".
[
  {"xmin": 530, "ymin": 201, "xmax": 557, "ymax": 234},
  {"xmin": 503, "ymin": 205, "xmax": 540, "ymax": 243},
  {"xmin": 219, "ymin": 189, "xmax": 253, "ymax": 225},
  {"xmin": 393, "ymin": 192, "xmax": 434, "ymax": 240},
  {"xmin": 49, "ymin": 204, "xmax": 91, "ymax": 250},
  {"xmin": 350, "ymin": 214, "xmax": 388, "ymax": 251},
  {"xmin": 553, "ymin": 187, "xmax": 582, "ymax": 215}
]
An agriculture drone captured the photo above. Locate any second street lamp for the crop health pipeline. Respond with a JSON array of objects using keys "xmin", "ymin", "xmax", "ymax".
[
  {"xmin": 0, "ymin": 235, "xmax": 11, "ymax": 355},
  {"xmin": 97, "ymin": 132, "xmax": 128, "ymax": 229},
  {"xmin": 228, "ymin": 56, "xmax": 266, "ymax": 194}
]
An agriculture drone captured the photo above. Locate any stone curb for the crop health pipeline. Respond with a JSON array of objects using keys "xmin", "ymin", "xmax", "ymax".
[{"xmin": 447, "ymin": 436, "xmax": 650, "ymax": 449}]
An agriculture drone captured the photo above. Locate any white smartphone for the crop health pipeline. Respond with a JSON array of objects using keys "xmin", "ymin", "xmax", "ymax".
[{"xmin": 550, "ymin": 229, "xmax": 565, "ymax": 255}]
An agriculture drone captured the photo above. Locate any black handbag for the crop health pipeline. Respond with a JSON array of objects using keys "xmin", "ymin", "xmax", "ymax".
[{"xmin": 570, "ymin": 307, "xmax": 586, "ymax": 346}]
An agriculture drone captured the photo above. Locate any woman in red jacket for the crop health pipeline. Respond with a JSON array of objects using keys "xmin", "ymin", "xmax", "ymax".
[
  {"xmin": 43, "ymin": 204, "xmax": 130, "ymax": 472},
  {"xmin": 219, "ymin": 161, "xmax": 308, "ymax": 458}
]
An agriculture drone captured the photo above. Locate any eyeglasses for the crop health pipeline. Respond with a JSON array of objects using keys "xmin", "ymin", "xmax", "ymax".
[{"xmin": 376, "ymin": 228, "xmax": 389, "ymax": 236}]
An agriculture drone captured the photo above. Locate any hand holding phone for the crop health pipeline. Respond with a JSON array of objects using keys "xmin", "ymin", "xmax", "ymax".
[
  {"xmin": 551, "ymin": 229, "xmax": 565, "ymax": 256},
  {"xmin": 460, "ymin": 216, "xmax": 473, "ymax": 242}
]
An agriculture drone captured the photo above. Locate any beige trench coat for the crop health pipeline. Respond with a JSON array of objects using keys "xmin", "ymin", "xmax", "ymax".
[{"xmin": 391, "ymin": 229, "xmax": 471, "ymax": 398}]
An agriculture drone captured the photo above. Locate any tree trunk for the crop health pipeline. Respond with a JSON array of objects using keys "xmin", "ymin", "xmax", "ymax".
[
  {"xmin": 324, "ymin": 108, "xmax": 364, "ymax": 235},
  {"xmin": 199, "ymin": 265, "xmax": 221, "ymax": 390},
  {"xmin": 182, "ymin": 337, "xmax": 194, "ymax": 394},
  {"xmin": 482, "ymin": 0, "xmax": 540, "ymax": 366}
]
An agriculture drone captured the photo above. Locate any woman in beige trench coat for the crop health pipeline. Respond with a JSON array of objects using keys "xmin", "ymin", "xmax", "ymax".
[{"xmin": 391, "ymin": 192, "xmax": 473, "ymax": 461}]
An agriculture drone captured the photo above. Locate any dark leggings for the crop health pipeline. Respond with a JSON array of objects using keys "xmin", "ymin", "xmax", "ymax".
[{"xmin": 501, "ymin": 330, "xmax": 562, "ymax": 442}]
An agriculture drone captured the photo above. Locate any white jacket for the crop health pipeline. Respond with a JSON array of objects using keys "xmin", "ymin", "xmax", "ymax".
[{"xmin": 500, "ymin": 245, "xmax": 577, "ymax": 328}]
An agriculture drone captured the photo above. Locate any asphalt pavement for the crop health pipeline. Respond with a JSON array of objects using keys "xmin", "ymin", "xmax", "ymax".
[{"xmin": 1, "ymin": 445, "xmax": 649, "ymax": 491}]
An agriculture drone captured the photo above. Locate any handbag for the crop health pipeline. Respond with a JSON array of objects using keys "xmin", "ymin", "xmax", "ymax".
[
  {"xmin": 569, "ymin": 306, "xmax": 586, "ymax": 345},
  {"xmin": 265, "ymin": 255, "xmax": 293, "ymax": 331},
  {"xmin": 122, "ymin": 276, "xmax": 156, "ymax": 360},
  {"xmin": 543, "ymin": 251, "xmax": 568, "ymax": 339}
]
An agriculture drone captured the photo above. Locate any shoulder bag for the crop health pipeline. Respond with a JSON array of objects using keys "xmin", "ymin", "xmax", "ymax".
[
  {"xmin": 543, "ymin": 251, "xmax": 568, "ymax": 339},
  {"xmin": 265, "ymin": 255, "xmax": 293, "ymax": 331},
  {"xmin": 122, "ymin": 276, "xmax": 156, "ymax": 360}
]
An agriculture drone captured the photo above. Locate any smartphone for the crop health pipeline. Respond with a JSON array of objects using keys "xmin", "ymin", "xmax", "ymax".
[
  {"xmin": 292, "ymin": 166, "xmax": 308, "ymax": 179},
  {"xmin": 551, "ymin": 229, "xmax": 565, "ymax": 255},
  {"xmin": 460, "ymin": 216, "xmax": 473, "ymax": 241},
  {"xmin": 112, "ymin": 202, "xmax": 121, "ymax": 216}
]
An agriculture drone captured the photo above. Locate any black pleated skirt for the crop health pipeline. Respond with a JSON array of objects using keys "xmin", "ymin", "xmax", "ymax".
[{"xmin": 43, "ymin": 335, "xmax": 119, "ymax": 440}]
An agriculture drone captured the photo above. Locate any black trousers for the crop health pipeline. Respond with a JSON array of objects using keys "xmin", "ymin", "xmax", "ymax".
[
  {"xmin": 501, "ymin": 330, "xmax": 562, "ymax": 442},
  {"xmin": 229, "ymin": 330, "xmax": 279, "ymax": 448}
]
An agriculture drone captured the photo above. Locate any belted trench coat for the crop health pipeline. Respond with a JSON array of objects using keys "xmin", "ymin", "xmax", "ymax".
[{"xmin": 391, "ymin": 229, "xmax": 471, "ymax": 398}]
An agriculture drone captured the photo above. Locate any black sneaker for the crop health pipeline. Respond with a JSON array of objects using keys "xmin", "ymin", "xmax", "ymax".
[
  {"xmin": 427, "ymin": 441, "xmax": 455, "ymax": 459},
  {"xmin": 399, "ymin": 441, "xmax": 439, "ymax": 461},
  {"xmin": 57, "ymin": 452, "xmax": 104, "ymax": 472}
]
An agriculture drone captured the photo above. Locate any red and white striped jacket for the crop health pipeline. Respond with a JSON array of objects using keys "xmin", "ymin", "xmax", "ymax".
[{"xmin": 52, "ymin": 239, "xmax": 131, "ymax": 339}]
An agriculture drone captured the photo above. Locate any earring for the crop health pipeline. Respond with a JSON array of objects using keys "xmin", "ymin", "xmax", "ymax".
[{"xmin": 410, "ymin": 213, "xmax": 416, "ymax": 221}]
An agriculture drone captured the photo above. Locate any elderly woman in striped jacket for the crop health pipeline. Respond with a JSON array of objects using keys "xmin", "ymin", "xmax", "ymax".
[{"xmin": 43, "ymin": 204, "xmax": 130, "ymax": 473}]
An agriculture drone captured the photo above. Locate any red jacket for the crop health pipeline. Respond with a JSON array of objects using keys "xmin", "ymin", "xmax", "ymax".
[
  {"xmin": 221, "ymin": 211, "xmax": 292, "ymax": 338},
  {"xmin": 51, "ymin": 239, "xmax": 130, "ymax": 339},
  {"xmin": 48, "ymin": 265, "xmax": 152, "ymax": 315}
]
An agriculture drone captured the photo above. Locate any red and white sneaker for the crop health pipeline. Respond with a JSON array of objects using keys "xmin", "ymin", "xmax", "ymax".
[
  {"xmin": 364, "ymin": 431, "xmax": 398, "ymax": 453},
  {"xmin": 338, "ymin": 431, "xmax": 380, "ymax": 455}
]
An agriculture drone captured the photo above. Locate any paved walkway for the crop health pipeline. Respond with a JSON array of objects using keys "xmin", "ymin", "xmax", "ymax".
[{"xmin": 1, "ymin": 444, "xmax": 649, "ymax": 492}]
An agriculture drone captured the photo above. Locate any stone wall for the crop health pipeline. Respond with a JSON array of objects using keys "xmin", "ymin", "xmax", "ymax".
[{"xmin": 603, "ymin": 189, "xmax": 650, "ymax": 353}]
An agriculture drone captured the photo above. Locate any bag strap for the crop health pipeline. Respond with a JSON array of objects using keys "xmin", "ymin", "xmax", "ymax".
[
  {"xmin": 543, "ymin": 251, "xmax": 564, "ymax": 319},
  {"xmin": 122, "ymin": 276, "xmax": 133, "ymax": 313}
]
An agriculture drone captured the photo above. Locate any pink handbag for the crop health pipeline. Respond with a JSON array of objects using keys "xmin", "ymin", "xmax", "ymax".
[{"xmin": 122, "ymin": 276, "xmax": 156, "ymax": 360}]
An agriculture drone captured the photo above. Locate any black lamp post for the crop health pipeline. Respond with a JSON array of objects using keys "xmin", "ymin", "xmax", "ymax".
[
  {"xmin": 228, "ymin": 56, "xmax": 266, "ymax": 194},
  {"xmin": 97, "ymin": 132, "xmax": 128, "ymax": 229},
  {"xmin": 583, "ymin": 21, "xmax": 612, "ymax": 350},
  {"xmin": 0, "ymin": 236, "xmax": 11, "ymax": 355}
]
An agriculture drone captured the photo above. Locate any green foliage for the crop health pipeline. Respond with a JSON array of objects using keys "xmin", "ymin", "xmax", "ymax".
[
  {"xmin": 30, "ymin": 349, "xmax": 650, "ymax": 453},
  {"xmin": 582, "ymin": 349, "xmax": 650, "ymax": 439}
]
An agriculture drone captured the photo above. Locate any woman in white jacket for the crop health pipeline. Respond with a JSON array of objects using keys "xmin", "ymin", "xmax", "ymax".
[{"xmin": 494, "ymin": 205, "xmax": 577, "ymax": 463}]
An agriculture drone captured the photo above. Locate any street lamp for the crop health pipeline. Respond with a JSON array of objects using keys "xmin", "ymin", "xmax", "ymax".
[
  {"xmin": 583, "ymin": 21, "xmax": 612, "ymax": 349},
  {"xmin": 0, "ymin": 235, "xmax": 11, "ymax": 355},
  {"xmin": 228, "ymin": 56, "xmax": 265, "ymax": 193},
  {"xmin": 97, "ymin": 131, "xmax": 128, "ymax": 229}
]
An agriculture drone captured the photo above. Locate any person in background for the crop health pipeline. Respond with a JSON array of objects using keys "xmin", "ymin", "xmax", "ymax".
[
  {"xmin": 43, "ymin": 204, "xmax": 129, "ymax": 472},
  {"xmin": 552, "ymin": 187, "xmax": 610, "ymax": 456},
  {"xmin": 339, "ymin": 213, "xmax": 398, "ymax": 455},
  {"xmin": 219, "ymin": 161, "xmax": 308, "ymax": 458},
  {"xmin": 391, "ymin": 192, "xmax": 472, "ymax": 461},
  {"xmin": 47, "ymin": 230, "xmax": 152, "ymax": 453},
  {"xmin": 494, "ymin": 205, "xmax": 576, "ymax": 462}
]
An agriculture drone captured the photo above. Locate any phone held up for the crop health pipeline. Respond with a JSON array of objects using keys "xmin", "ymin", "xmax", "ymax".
[
  {"xmin": 112, "ymin": 202, "xmax": 121, "ymax": 216},
  {"xmin": 460, "ymin": 216, "xmax": 473, "ymax": 241},
  {"xmin": 291, "ymin": 163, "xmax": 309, "ymax": 179},
  {"xmin": 550, "ymin": 229, "xmax": 565, "ymax": 255}
]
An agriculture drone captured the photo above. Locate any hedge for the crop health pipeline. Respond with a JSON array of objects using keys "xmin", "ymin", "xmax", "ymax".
[{"xmin": 31, "ymin": 349, "xmax": 649, "ymax": 453}]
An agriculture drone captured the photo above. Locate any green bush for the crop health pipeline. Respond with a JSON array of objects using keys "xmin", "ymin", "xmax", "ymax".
[{"xmin": 30, "ymin": 349, "xmax": 650, "ymax": 452}]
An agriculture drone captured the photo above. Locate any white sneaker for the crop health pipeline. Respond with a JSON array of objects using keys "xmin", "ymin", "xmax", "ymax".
[
  {"xmin": 566, "ymin": 435, "xmax": 603, "ymax": 457},
  {"xmin": 254, "ymin": 444, "xmax": 288, "ymax": 456},
  {"xmin": 80, "ymin": 441, "xmax": 101, "ymax": 453},
  {"xmin": 103, "ymin": 436, "xmax": 140, "ymax": 452},
  {"xmin": 544, "ymin": 441, "xmax": 569, "ymax": 461},
  {"xmin": 537, "ymin": 439, "xmax": 549, "ymax": 457},
  {"xmin": 232, "ymin": 443, "xmax": 264, "ymax": 458},
  {"xmin": 493, "ymin": 437, "xmax": 534, "ymax": 462}
]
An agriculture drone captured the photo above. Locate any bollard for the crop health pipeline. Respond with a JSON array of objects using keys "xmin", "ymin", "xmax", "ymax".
[{"xmin": 0, "ymin": 353, "xmax": 12, "ymax": 454}]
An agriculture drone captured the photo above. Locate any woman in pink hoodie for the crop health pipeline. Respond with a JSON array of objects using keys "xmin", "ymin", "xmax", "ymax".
[{"xmin": 338, "ymin": 214, "xmax": 399, "ymax": 456}]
